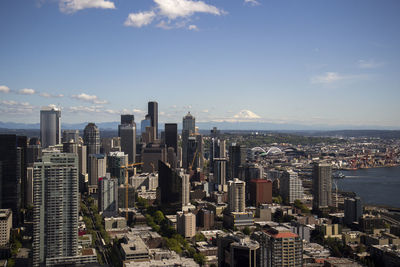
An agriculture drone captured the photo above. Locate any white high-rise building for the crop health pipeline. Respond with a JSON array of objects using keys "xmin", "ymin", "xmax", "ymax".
[
  {"xmin": 228, "ymin": 178, "xmax": 246, "ymax": 212},
  {"xmin": 280, "ymin": 170, "xmax": 304, "ymax": 204},
  {"xmin": 40, "ymin": 106, "xmax": 61, "ymax": 148},
  {"xmin": 33, "ymin": 152, "xmax": 79, "ymax": 267}
]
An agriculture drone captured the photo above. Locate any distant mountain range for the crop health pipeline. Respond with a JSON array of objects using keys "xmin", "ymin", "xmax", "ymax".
[{"xmin": 0, "ymin": 121, "xmax": 399, "ymax": 131}]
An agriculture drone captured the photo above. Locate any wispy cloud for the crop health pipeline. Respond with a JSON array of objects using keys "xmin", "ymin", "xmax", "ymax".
[
  {"xmin": 310, "ymin": 72, "xmax": 370, "ymax": 85},
  {"xmin": 188, "ymin": 24, "xmax": 198, "ymax": 31},
  {"xmin": 358, "ymin": 59, "xmax": 384, "ymax": 69},
  {"xmin": 125, "ymin": 0, "xmax": 225, "ymax": 29},
  {"xmin": 18, "ymin": 88, "xmax": 36, "ymax": 95},
  {"xmin": 244, "ymin": 0, "xmax": 260, "ymax": 6},
  {"xmin": 310, "ymin": 72, "xmax": 344, "ymax": 84},
  {"xmin": 40, "ymin": 92, "xmax": 64, "ymax": 98},
  {"xmin": 0, "ymin": 100, "xmax": 36, "ymax": 114},
  {"xmin": 59, "ymin": 0, "xmax": 116, "ymax": 14},
  {"xmin": 71, "ymin": 93, "xmax": 108, "ymax": 104},
  {"xmin": 0, "ymin": 85, "xmax": 10, "ymax": 93}
]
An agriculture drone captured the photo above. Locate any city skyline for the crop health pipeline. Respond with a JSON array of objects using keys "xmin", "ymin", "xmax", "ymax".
[{"xmin": 1, "ymin": 0, "xmax": 400, "ymax": 128}]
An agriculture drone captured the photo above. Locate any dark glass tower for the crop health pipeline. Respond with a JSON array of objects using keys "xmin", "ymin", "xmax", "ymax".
[
  {"xmin": 119, "ymin": 114, "xmax": 136, "ymax": 164},
  {"xmin": 83, "ymin": 123, "xmax": 100, "ymax": 156},
  {"xmin": 0, "ymin": 134, "xmax": 27, "ymax": 226},
  {"xmin": 165, "ymin": 123, "xmax": 178, "ymax": 153},
  {"xmin": 148, "ymin": 101, "xmax": 158, "ymax": 139},
  {"xmin": 228, "ymin": 144, "xmax": 246, "ymax": 179}
]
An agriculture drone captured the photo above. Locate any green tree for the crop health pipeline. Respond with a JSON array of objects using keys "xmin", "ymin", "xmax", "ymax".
[
  {"xmin": 243, "ymin": 226, "xmax": 251, "ymax": 235},
  {"xmin": 153, "ymin": 210, "xmax": 165, "ymax": 224},
  {"xmin": 193, "ymin": 253, "xmax": 206, "ymax": 265}
]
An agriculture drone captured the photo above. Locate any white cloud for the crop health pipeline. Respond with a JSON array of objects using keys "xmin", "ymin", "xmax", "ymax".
[
  {"xmin": 59, "ymin": 0, "xmax": 115, "ymax": 14},
  {"xmin": 125, "ymin": 0, "xmax": 224, "ymax": 29},
  {"xmin": 154, "ymin": 0, "xmax": 222, "ymax": 19},
  {"xmin": 0, "ymin": 85, "xmax": 10, "ymax": 93},
  {"xmin": 188, "ymin": 24, "xmax": 198, "ymax": 30},
  {"xmin": 233, "ymin": 109, "xmax": 261, "ymax": 120},
  {"xmin": 133, "ymin": 108, "xmax": 146, "ymax": 114},
  {"xmin": 124, "ymin": 11, "xmax": 156, "ymax": 27},
  {"xmin": 71, "ymin": 93, "xmax": 108, "ymax": 104},
  {"xmin": 310, "ymin": 72, "xmax": 344, "ymax": 84},
  {"xmin": 18, "ymin": 88, "xmax": 36, "ymax": 95},
  {"xmin": 358, "ymin": 59, "xmax": 384, "ymax": 69},
  {"xmin": 244, "ymin": 0, "xmax": 260, "ymax": 6},
  {"xmin": 40, "ymin": 92, "xmax": 64, "ymax": 98},
  {"xmin": 0, "ymin": 100, "xmax": 36, "ymax": 114}
]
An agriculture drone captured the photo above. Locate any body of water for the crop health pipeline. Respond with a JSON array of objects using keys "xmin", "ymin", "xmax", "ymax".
[{"xmin": 336, "ymin": 166, "xmax": 400, "ymax": 208}]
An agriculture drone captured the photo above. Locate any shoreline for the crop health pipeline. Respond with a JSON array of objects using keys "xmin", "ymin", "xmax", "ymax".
[{"xmin": 339, "ymin": 164, "xmax": 400, "ymax": 171}]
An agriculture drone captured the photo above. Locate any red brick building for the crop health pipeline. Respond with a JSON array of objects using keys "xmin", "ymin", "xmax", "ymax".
[{"xmin": 249, "ymin": 179, "xmax": 272, "ymax": 206}]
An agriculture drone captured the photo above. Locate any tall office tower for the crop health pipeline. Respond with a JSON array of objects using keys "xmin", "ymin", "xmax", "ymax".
[
  {"xmin": 142, "ymin": 143, "xmax": 167, "ymax": 173},
  {"xmin": 26, "ymin": 144, "xmax": 42, "ymax": 167},
  {"xmin": 280, "ymin": 170, "xmax": 304, "ymax": 204},
  {"xmin": 120, "ymin": 122, "xmax": 136, "ymax": 164},
  {"xmin": 83, "ymin": 123, "xmax": 100, "ymax": 156},
  {"xmin": 344, "ymin": 197, "xmax": 362, "ymax": 225},
  {"xmin": 182, "ymin": 112, "xmax": 195, "ymax": 168},
  {"xmin": 62, "ymin": 130, "xmax": 79, "ymax": 144},
  {"xmin": 107, "ymin": 152, "xmax": 128, "ymax": 185},
  {"xmin": 140, "ymin": 115, "xmax": 151, "ymax": 135},
  {"xmin": 40, "ymin": 106, "xmax": 61, "ymax": 148},
  {"xmin": 228, "ymin": 144, "xmax": 246, "ymax": 179},
  {"xmin": 217, "ymin": 234, "xmax": 259, "ymax": 267},
  {"xmin": 0, "ymin": 134, "xmax": 27, "ymax": 226},
  {"xmin": 78, "ymin": 145, "xmax": 87, "ymax": 175},
  {"xmin": 165, "ymin": 123, "xmax": 178, "ymax": 153},
  {"xmin": 252, "ymin": 228, "xmax": 303, "ymax": 267},
  {"xmin": 177, "ymin": 211, "xmax": 196, "ymax": 238},
  {"xmin": 88, "ymin": 154, "xmax": 106, "ymax": 194},
  {"xmin": 33, "ymin": 152, "xmax": 79, "ymax": 267},
  {"xmin": 249, "ymin": 179, "xmax": 272, "ymax": 206},
  {"xmin": 98, "ymin": 176, "xmax": 118, "ymax": 217},
  {"xmin": 158, "ymin": 161, "xmax": 188, "ymax": 213},
  {"xmin": 121, "ymin": 114, "xmax": 134, "ymax": 125},
  {"xmin": 148, "ymin": 101, "xmax": 158, "ymax": 139},
  {"xmin": 186, "ymin": 136, "xmax": 198, "ymax": 170},
  {"xmin": 213, "ymin": 158, "xmax": 227, "ymax": 192},
  {"xmin": 228, "ymin": 178, "xmax": 246, "ymax": 213},
  {"xmin": 312, "ymin": 162, "xmax": 332, "ymax": 210},
  {"xmin": 167, "ymin": 147, "xmax": 177, "ymax": 169}
]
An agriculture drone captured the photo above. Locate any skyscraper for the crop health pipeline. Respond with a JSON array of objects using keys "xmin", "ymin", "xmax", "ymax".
[
  {"xmin": 119, "ymin": 115, "xmax": 136, "ymax": 164},
  {"xmin": 40, "ymin": 106, "xmax": 61, "ymax": 148},
  {"xmin": 98, "ymin": 176, "xmax": 118, "ymax": 217},
  {"xmin": 344, "ymin": 197, "xmax": 362, "ymax": 225},
  {"xmin": 249, "ymin": 179, "xmax": 272, "ymax": 206},
  {"xmin": 165, "ymin": 123, "xmax": 178, "ymax": 153},
  {"xmin": 83, "ymin": 123, "xmax": 100, "ymax": 156},
  {"xmin": 148, "ymin": 101, "xmax": 158, "ymax": 140},
  {"xmin": 182, "ymin": 112, "xmax": 195, "ymax": 169},
  {"xmin": 88, "ymin": 154, "xmax": 106, "ymax": 194},
  {"xmin": 228, "ymin": 144, "xmax": 246, "ymax": 179},
  {"xmin": 213, "ymin": 158, "xmax": 227, "ymax": 192},
  {"xmin": 312, "ymin": 162, "xmax": 332, "ymax": 210},
  {"xmin": 33, "ymin": 152, "xmax": 79, "ymax": 267},
  {"xmin": 228, "ymin": 178, "xmax": 246, "ymax": 213},
  {"xmin": 158, "ymin": 161, "xmax": 188, "ymax": 213},
  {"xmin": 0, "ymin": 134, "xmax": 27, "ymax": 226},
  {"xmin": 107, "ymin": 151, "xmax": 128, "ymax": 185},
  {"xmin": 252, "ymin": 228, "xmax": 303, "ymax": 267},
  {"xmin": 280, "ymin": 170, "xmax": 304, "ymax": 204}
]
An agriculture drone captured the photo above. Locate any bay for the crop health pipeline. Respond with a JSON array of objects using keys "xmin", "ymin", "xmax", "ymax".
[{"xmin": 336, "ymin": 166, "xmax": 400, "ymax": 208}]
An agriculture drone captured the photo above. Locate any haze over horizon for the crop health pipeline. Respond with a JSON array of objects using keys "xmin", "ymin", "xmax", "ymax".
[{"xmin": 1, "ymin": 0, "xmax": 400, "ymax": 128}]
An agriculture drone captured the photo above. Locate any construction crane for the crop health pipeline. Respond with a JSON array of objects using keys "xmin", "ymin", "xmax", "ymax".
[
  {"xmin": 188, "ymin": 146, "xmax": 201, "ymax": 173},
  {"xmin": 122, "ymin": 162, "xmax": 143, "ymax": 221}
]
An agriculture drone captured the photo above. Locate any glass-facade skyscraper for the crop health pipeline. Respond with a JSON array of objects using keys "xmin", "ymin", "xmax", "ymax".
[{"xmin": 40, "ymin": 106, "xmax": 61, "ymax": 148}]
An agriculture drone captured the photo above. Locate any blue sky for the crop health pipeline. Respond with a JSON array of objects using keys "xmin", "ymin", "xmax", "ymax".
[{"xmin": 0, "ymin": 0, "xmax": 399, "ymax": 128}]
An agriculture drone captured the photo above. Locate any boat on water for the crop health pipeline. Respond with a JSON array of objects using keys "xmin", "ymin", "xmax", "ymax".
[{"xmin": 333, "ymin": 172, "xmax": 346, "ymax": 179}]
